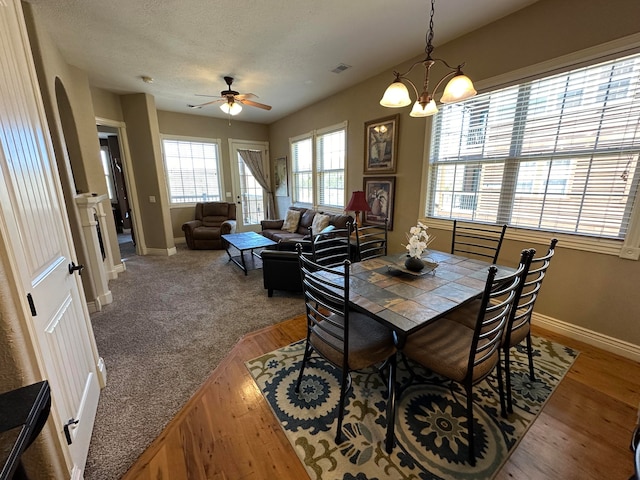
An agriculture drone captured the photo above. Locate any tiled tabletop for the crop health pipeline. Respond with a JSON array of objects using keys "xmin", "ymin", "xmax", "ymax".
[{"xmin": 347, "ymin": 250, "xmax": 514, "ymax": 338}]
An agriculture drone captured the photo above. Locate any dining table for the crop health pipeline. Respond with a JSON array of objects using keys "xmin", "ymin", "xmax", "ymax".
[
  {"xmin": 339, "ymin": 249, "xmax": 515, "ymax": 453},
  {"xmin": 346, "ymin": 249, "xmax": 515, "ymax": 347}
]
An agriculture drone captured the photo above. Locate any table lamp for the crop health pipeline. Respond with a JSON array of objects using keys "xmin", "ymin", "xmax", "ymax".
[{"xmin": 346, "ymin": 190, "xmax": 371, "ymax": 228}]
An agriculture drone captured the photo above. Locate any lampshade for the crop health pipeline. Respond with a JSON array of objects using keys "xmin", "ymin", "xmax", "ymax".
[
  {"xmin": 379, "ymin": 81, "xmax": 412, "ymax": 108},
  {"xmin": 346, "ymin": 191, "xmax": 371, "ymax": 213},
  {"xmin": 220, "ymin": 101, "xmax": 242, "ymax": 116},
  {"xmin": 410, "ymin": 99, "xmax": 439, "ymax": 117},
  {"xmin": 440, "ymin": 73, "xmax": 477, "ymax": 104}
]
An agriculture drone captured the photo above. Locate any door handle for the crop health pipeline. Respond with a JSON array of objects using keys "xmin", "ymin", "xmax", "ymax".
[
  {"xmin": 68, "ymin": 262, "xmax": 84, "ymax": 275},
  {"xmin": 63, "ymin": 418, "xmax": 79, "ymax": 445}
]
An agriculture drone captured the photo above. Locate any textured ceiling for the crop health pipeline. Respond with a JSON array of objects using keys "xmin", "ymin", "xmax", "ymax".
[{"xmin": 26, "ymin": 0, "xmax": 539, "ymax": 124}]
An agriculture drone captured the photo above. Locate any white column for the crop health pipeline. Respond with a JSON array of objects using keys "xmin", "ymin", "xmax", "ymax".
[{"xmin": 75, "ymin": 193, "xmax": 113, "ymax": 311}]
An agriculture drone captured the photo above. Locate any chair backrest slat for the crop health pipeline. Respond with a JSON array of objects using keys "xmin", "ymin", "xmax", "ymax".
[
  {"xmin": 451, "ymin": 220, "xmax": 508, "ymax": 263},
  {"xmin": 298, "ymin": 246, "xmax": 351, "ymax": 362},
  {"xmin": 311, "ymin": 224, "xmax": 353, "ymax": 267},
  {"xmin": 355, "ymin": 221, "xmax": 388, "ymax": 261}
]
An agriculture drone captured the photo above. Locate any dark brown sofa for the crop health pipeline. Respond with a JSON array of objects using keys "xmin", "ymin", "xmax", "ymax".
[
  {"xmin": 182, "ymin": 202, "xmax": 237, "ymax": 250},
  {"xmin": 260, "ymin": 206, "xmax": 353, "ymax": 250}
]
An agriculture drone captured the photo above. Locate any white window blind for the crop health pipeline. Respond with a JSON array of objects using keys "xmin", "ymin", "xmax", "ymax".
[
  {"xmin": 427, "ymin": 52, "xmax": 640, "ymax": 239},
  {"xmin": 291, "ymin": 136, "xmax": 313, "ymax": 204},
  {"xmin": 317, "ymin": 128, "xmax": 345, "ymax": 208},
  {"xmin": 290, "ymin": 122, "xmax": 346, "ymax": 209},
  {"xmin": 162, "ymin": 138, "xmax": 222, "ymax": 204}
]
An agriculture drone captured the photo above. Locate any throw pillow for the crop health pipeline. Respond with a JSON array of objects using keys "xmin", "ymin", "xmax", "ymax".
[
  {"xmin": 311, "ymin": 213, "xmax": 331, "ymax": 234},
  {"xmin": 282, "ymin": 209, "xmax": 301, "ymax": 233}
]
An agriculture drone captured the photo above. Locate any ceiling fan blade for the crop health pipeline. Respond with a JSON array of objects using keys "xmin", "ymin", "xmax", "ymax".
[
  {"xmin": 187, "ymin": 99, "xmax": 224, "ymax": 109},
  {"xmin": 235, "ymin": 93, "xmax": 257, "ymax": 100},
  {"xmin": 238, "ymin": 98, "xmax": 272, "ymax": 111}
]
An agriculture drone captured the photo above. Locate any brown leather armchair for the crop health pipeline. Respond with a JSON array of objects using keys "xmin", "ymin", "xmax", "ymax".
[{"xmin": 182, "ymin": 202, "xmax": 237, "ymax": 250}]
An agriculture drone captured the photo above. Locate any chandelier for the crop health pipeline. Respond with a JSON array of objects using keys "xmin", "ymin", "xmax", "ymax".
[{"xmin": 379, "ymin": 0, "xmax": 477, "ymax": 117}]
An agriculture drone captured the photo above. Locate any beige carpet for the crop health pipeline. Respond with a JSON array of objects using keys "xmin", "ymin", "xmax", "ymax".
[{"xmin": 85, "ymin": 243, "xmax": 305, "ymax": 479}]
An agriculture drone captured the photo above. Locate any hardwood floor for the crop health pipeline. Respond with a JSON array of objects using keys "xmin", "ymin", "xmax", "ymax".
[{"xmin": 121, "ymin": 315, "xmax": 640, "ymax": 480}]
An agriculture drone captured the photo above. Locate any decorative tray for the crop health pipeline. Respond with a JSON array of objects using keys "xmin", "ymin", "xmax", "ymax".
[{"xmin": 386, "ymin": 257, "xmax": 439, "ymax": 277}]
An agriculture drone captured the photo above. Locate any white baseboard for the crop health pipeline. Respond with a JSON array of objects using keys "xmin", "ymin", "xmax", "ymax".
[
  {"xmin": 70, "ymin": 465, "xmax": 83, "ymax": 480},
  {"xmin": 144, "ymin": 246, "xmax": 177, "ymax": 256},
  {"xmin": 86, "ymin": 301, "xmax": 99, "ymax": 314},
  {"xmin": 106, "ymin": 267, "xmax": 118, "ymax": 280},
  {"xmin": 98, "ymin": 290, "xmax": 112, "ymax": 307},
  {"xmin": 532, "ymin": 312, "xmax": 640, "ymax": 363},
  {"xmin": 113, "ymin": 261, "xmax": 127, "ymax": 273},
  {"xmin": 96, "ymin": 356, "xmax": 107, "ymax": 388}
]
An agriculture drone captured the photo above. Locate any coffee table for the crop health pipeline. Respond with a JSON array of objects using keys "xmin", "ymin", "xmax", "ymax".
[{"xmin": 221, "ymin": 232, "xmax": 277, "ymax": 275}]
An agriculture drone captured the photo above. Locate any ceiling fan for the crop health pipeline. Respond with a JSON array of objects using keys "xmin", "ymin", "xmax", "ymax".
[{"xmin": 187, "ymin": 76, "xmax": 272, "ymax": 116}]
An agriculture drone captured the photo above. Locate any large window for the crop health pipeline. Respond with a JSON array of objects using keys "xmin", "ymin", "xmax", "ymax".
[
  {"xmin": 162, "ymin": 137, "xmax": 222, "ymax": 204},
  {"xmin": 291, "ymin": 122, "xmax": 347, "ymax": 209},
  {"xmin": 427, "ymin": 53, "xmax": 640, "ymax": 240}
]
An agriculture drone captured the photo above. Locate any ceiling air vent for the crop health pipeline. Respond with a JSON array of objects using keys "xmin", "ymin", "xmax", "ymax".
[{"xmin": 331, "ymin": 63, "xmax": 352, "ymax": 74}]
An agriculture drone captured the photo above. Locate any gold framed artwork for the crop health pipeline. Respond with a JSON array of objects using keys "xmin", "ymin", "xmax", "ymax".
[
  {"xmin": 363, "ymin": 176, "xmax": 396, "ymax": 230},
  {"xmin": 274, "ymin": 156, "xmax": 288, "ymax": 196},
  {"xmin": 364, "ymin": 114, "xmax": 399, "ymax": 174}
]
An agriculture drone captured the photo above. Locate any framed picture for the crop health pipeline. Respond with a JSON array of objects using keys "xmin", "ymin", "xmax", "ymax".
[
  {"xmin": 363, "ymin": 176, "xmax": 396, "ymax": 230},
  {"xmin": 364, "ymin": 114, "xmax": 399, "ymax": 174},
  {"xmin": 274, "ymin": 156, "xmax": 288, "ymax": 196}
]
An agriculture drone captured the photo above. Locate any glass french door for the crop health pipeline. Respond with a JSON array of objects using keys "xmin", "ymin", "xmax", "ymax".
[{"xmin": 229, "ymin": 139, "xmax": 269, "ymax": 232}]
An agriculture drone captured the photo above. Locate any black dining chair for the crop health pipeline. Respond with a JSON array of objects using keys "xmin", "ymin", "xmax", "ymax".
[
  {"xmin": 451, "ymin": 219, "xmax": 508, "ymax": 263},
  {"xmin": 355, "ymin": 220, "xmax": 388, "ymax": 261},
  {"xmin": 502, "ymin": 238, "xmax": 558, "ymax": 414},
  {"xmin": 295, "ymin": 245, "xmax": 397, "ymax": 452},
  {"xmin": 445, "ymin": 239, "xmax": 558, "ymax": 416},
  {"xmin": 311, "ymin": 223, "xmax": 354, "ymax": 267},
  {"xmin": 631, "ymin": 410, "xmax": 640, "ymax": 480},
  {"xmin": 399, "ymin": 249, "xmax": 532, "ymax": 466}
]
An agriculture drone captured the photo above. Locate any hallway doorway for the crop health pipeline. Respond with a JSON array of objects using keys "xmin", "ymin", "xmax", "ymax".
[{"xmin": 96, "ymin": 122, "xmax": 140, "ymax": 260}]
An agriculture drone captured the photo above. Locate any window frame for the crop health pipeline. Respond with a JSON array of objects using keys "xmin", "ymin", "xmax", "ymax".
[
  {"xmin": 420, "ymin": 36, "xmax": 640, "ymax": 260},
  {"xmin": 290, "ymin": 121, "xmax": 347, "ymax": 211},
  {"xmin": 161, "ymin": 135, "xmax": 224, "ymax": 207}
]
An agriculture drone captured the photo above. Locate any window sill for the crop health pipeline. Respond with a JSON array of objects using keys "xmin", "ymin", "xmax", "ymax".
[{"xmin": 421, "ymin": 217, "xmax": 628, "ymax": 258}]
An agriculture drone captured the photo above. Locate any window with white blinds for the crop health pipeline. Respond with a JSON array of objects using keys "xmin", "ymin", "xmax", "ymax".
[
  {"xmin": 162, "ymin": 138, "xmax": 222, "ymax": 204},
  {"xmin": 427, "ymin": 52, "xmax": 640, "ymax": 239},
  {"xmin": 291, "ymin": 122, "xmax": 346, "ymax": 209},
  {"xmin": 291, "ymin": 137, "xmax": 313, "ymax": 204}
]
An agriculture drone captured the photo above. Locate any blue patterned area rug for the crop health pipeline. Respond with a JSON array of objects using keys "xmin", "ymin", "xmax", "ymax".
[{"xmin": 246, "ymin": 336, "xmax": 578, "ymax": 480}]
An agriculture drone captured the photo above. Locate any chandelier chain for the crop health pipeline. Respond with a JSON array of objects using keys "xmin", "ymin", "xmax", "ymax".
[{"xmin": 425, "ymin": 0, "xmax": 435, "ymax": 58}]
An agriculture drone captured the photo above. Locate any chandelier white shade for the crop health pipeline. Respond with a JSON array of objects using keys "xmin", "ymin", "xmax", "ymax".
[
  {"xmin": 379, "ymin": 80, "xmax": 412, "ymax": 108},
  {"xmin": 440, "ymin": 72, "xmax": 477, "ymax": 104},
  {"xmin": 410, "ymin": 99, "xmax": 438, "ymax": 117}
]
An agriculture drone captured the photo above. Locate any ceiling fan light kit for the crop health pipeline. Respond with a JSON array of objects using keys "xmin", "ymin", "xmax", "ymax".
[
  {"xmin": 380, "ymin": 0, "xmax": 477, "ymax": 118},
  {"xmin": 187, "ymin": 76, "xmax": 272, "ymax": 117},
  {"xmin": 220, "ymin": 100, "xmax": 242, "ymax": 116}
]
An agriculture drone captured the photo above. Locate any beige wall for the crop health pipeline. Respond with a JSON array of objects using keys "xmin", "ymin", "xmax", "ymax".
[
  {"xmin": 119, "ymin": 93, "xmax": 176, "ymax": 251},
  {"xmin": 92, "ymin": 86, "xmax": 124, "ymax": 122},
  {"xmin": 156, "ymin": 110, "xmax": 269, "ymax": 238},
  {"xmin": 267, "ymin": 0, "xmax": 640, "ymax": 347}
]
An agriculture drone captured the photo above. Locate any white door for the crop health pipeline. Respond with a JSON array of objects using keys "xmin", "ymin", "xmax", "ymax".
[
  {"xmin": 229, "ymin": 140, "xmax": 269, "ymax": 232},
  {"xmin": 0, "ymin": 1, "xmax": 102, "ymax": 474}
]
